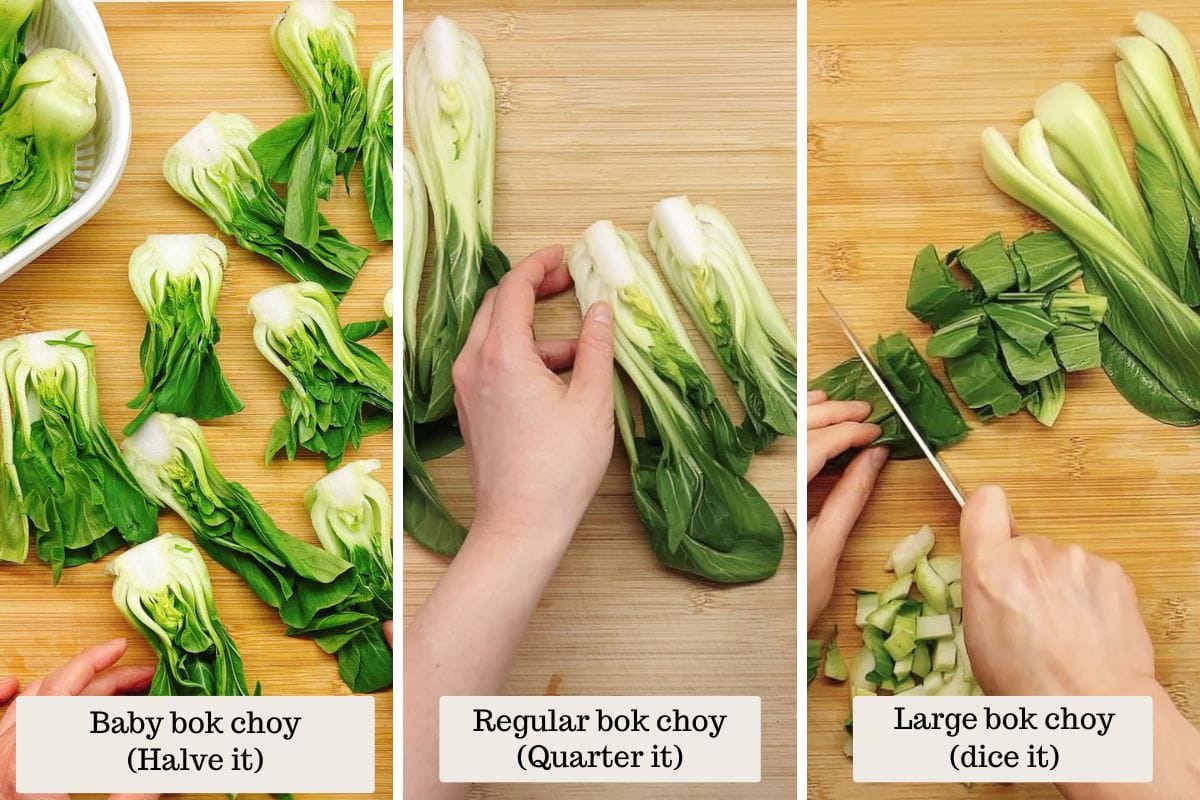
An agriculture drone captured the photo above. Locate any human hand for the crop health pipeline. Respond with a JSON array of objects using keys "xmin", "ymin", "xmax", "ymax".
[
  {"xmin": 807, "ymin": 390, "xmax": 888, "ymax": 630},
  {"xmin": 452, "ymin": 245, "xmax": 615, "ymax": 545},
  {"xmin": 382, "ymin": 621, "xmax": 393, "ymax": 648},
  {"xmin": 0, "ymin": 638, "xmax": 158, "ymax": 800}
]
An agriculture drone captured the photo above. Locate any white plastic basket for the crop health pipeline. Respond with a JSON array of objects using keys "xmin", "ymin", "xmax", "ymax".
[{"xmin": 0, "ymin": 0, "xmax": 131, "ymax": 285}]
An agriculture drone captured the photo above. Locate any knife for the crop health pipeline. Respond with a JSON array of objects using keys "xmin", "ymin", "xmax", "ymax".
[{"xmin": 817, "ymin": 288, "xmax": 967, "ymax": 508}]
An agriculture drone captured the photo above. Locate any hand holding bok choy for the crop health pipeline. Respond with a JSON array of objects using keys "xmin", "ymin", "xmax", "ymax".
[
  {"xmin": 406, "ymin": 15, "xmax": 510, "ymax": 425},
  {"xmin": 361, "ymin": 48, "xmax": 393, "ymax": 242},
  {"xmin": 649, "ymin": 196, "xmax": 797, "ymax": 450},
  {"xmin": 304, "ymin": 459, "xmax": 392, "ymax": 692},
  {"xmin": 164, "ymin": 112, "xmax": 367, "ymax": 297},
  {"xmin": 0, "ymin": 330, "xmax": 157, "ymax": 578},
  {"xmin": 569, "ymin": 221, "xmax": 782, "ymax": 583},
  {"xmin": 249, "ymin": 281, "xmax": 393, "ymax": 469},
  {"xmin": 0, "ymin": 48, "xmax": 97, "ymax": 256},
  {"xmin": 0, "ymin": 0, "xmax": 40, "ymax": 102},
  {"xmin": 126, "ymin": 234, "xmax": 243, "ymax": 432},
  {"xmin": 252, "ymin": 0, "xmax": 367, "ymax": 249},
  {"xmin": 108, "ymin": 534, "xmax": 253, "ymax": 696}
]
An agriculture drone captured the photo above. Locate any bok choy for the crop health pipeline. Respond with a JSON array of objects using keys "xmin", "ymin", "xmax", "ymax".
[
  {"xmin": 249, "ymin": 281, "xmax": 393, "ymax": 469},
  {"xmin": 648, "ymin": 196, "xmax": 797, "ymax": 450},
  {"xmin": 0, "ymin": 0, "xmax": 39, "ymax": 102},
  {"xmin": 361, "ymin": 49, "xmax": 393, "ymax": 242},
  {"xmin": 0, "ymin": 330, "xmax": 157, "ymax": 578},
  {"xmin": 126, "ymin": 234, "xmax": 243, "ymax": 431},
  {"xmin": 164, "ymin": 112, "xmax": 368, "ymax": 297},
  {"xmin": 569, "ymin": 221, "xmax": 782, "ymax": 583}
]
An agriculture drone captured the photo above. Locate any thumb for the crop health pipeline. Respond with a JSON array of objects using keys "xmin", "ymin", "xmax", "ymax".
[
  {"xmin": 960, "ymin": 485, "xmax": 1015, "ymax": 570},
  {"xmin": 569, "ymin": 301, "xmax": 615, "ymax": 401}
]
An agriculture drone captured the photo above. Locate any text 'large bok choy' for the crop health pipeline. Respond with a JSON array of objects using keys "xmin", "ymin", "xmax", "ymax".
[
  {"xmin": 126, "ymin": 234, "xmax": 243, "ymax": 431},
  {"xmin": 569, "ymin": 221, "xmax": 782, "ymax": 583},
  {"xmin": 0, "ymin": 330, "xmax": 157, "ymax": 579}
]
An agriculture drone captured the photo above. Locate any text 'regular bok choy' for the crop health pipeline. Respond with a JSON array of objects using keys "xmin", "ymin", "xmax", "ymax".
[
  {"xmin": 164, "ymin": 112, "xmax": 368, "ymax": 297},
  {"xmin": 982, "ymin": 117, "xmax": 1200, "ymax": 424},
  {"xmin": 568, "ymin": 221, "xmax": 782, "ymax": 583},
  {"xmin": 304, "ymin": 459, "xmax": 392, "ymax": 692},
  {"xmin": 361, "ymin": 49, "xmax": 392, "ymax": 242},
  {"xmin": 0, "ymin": 48, "xmax": 97, "ymax": 255},
  {"xmin": 252, "ymin": 0, "xmax": 367, "ymax": 248},
  {"xmin": 121, "ymin": 412, "xmax": 360, "ymax": 631},
  {"xmin": 649, "ymin": 196, "xmax": 798, "ymax": 450},
  {"xmin": 0, "ymin": 0, "xmax": 40, "ymax": 101},
  {"xmin": 126, "ymin": 234, "xmax": 243, "ymax": 432},
  {"xmin": 249, "ymin": 281, "xmax": 393, "ymax": 469},
  {"xmin": 406, "ymin": 15, "xmax": 510, "ymax": 425},
  {"xmin": 0, "ymin": 330, "xmax": 157, "ymax": 578},
  {"xmin": 108, "ymin": 533, "xmax": 252, "ymax": 696},
  {"xmin": 401, "ymin": 148, "xmax": 466, "ymax": 556}
]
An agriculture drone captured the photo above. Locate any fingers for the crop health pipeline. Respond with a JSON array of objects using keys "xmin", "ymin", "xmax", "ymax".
[
  {"xmin": 535, "ymin": 339, "xmax": 578, "ymax": 372},
  {"xmin": 0, "ymin": 680, "xmax": 36, "ymax": 733},
  {"xmin": 808, "ymin": 399, "xmax": 872, "ymax": 430},
  {"xmin": 39, "ymin": 638, "xmax": 127, "ymax": 697},
  {"xmin": 807, "ymin": 421, "xmax": 881, "ymax": 481},
  {"xmin": 383, "ymin": 621, "xmax": 394, "ymax": 649},
  {"xmin": 961, "ymin": 485, "xmax": 1016, "ymax": 572},
  {"xmin": 80, "ymin": 665, "xmax": 156, "ymax": 697},
  {"xmin": 109, "ymin": 794, "xmax": 160, "ymax": 800},
  {"xmin": 0, "ymin": 677, "xmax": 16, "ymax": 704},
  {"xmin": 809, "ymin": 446, "xmax": 889, "ymax": 564},
  {"xmin": 567, "ymin": 302, "xmax": 615, "ymax": 404},
  {"xmin": 808, "ymin": 390, "xmax": 827, "ymax": 405},
  {"xmin": 489, "ymin": 246, "xmax": 568, "ymax": 341}
]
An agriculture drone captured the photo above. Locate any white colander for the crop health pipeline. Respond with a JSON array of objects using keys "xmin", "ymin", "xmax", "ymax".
[{"xmin": 0, "ymin": 0, "xmax": 131, "ymax": 285}]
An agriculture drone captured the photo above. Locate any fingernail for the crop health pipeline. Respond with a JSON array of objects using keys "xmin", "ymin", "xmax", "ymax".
[
  {"xmin": 865, "ymin": 422, "xmax": 882, "ymax": 438},
  {"xmin": 852, "ymin": 400, "xmax": 873, "ymax": 415},
  {"xmin": 591, "ymin": 302, "xmax": 611, "ymax": 324}
]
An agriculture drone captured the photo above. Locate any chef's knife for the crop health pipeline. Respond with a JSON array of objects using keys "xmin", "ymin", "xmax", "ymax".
[{"xmin": 817, "ymin": 288, "xmax": 966, "ymax": 508}]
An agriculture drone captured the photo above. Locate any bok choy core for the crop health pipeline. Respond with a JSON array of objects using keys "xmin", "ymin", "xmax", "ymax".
[
  {"xmin": 163, "ymin": 112, "xmax": 368, "ymax": 297},
  {"xmin": 108, "ymin": 533, "xmax": 251, "ymax": 696},
  {"xmin": 0, "ymin": 330, "xmax": 157, "ymax": 578},
  {"xmin": 304, "ymin": 459, "xmax": 392, "ymax": 692},
  {"xmin": 0, "ymin": 0, "xmax": 40, "ymax": 102},
  {"xmin": 0, "ymin": 47, "xmax": 97, "ymax": 255},
  {"xmin": 361, "ymin": 48, "xmax": 393, "ymax": 242},
  {"xmin": 253, "ymin": 0, "xmax": 367, "ymax": 248},
  {"xmin": 121, "ymin": 412, "xmax": 360, "ymax": 631},
  {"xmin": 401, "ymin": 146, "xmax": 466, "ymax": 556},
  {"xmin": 406, "ymin": 15, "xmax": 510, "ymax": 425},
  {"xmin": 648, "ymin": 196, "xmax": 798, "ymax": 450},
  {"xmin": 568, "ymin": 220, "xmax": 782, "ymax": 583},
  {"xmin": 249, "ymin": 281, "xmax": 393, "ymax": 469},
  {"xmin": 126, "ymin": 234, "xmax": 243, "ymax": 431}
]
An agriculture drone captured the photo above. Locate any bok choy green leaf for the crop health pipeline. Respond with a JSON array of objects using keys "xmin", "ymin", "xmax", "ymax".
[
  {"xmin": 0, "ymin": 0, "xmax": 39, "ymax": 102},
  {"xmin": 361, "ymin": 49, "xmax": 392, "ymax": 242}
]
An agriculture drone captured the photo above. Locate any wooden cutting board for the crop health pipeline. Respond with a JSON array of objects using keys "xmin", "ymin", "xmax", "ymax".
[
  {"xmin": 402, "ymin": 1, "xmax": 797, "ymax": 798},
  {"xmin": 809, "ymin": 1, "xmax": 1200, "ymax": 797},
  {"xmin": 0, "ymin": 3, "xmax": 392, "ymax": 799}
]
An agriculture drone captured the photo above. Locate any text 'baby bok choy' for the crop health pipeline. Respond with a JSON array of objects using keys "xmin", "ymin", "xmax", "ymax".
[
  {"xmin": 249, "ymin": 281, "xmax": 393, "ymax": 469},
  {"xmin": 126, "ymin": 234, "xmax": 243, "ymax": 432},
  {"xmin": 304, "ymin": 459, "xmax": 392, "ymax": 692},
  {"xmin": 121, "ymin": 412, "xmax": 361, "ymax": 633},
  {"xmin": 163, "ymin": 112, "xmax": 367, "ymax": 297},
  {"xmin": 0, "ymin": 330, "xmax": 157, "ymax": 578},
  {"xmin": 406, "ymin": 15, "xmax": 510, "ymax": 425},
  {"xmin": 361, "ymin": 48, "xmax": 393, "ymax": 242},
  {"xmin": 649, "ymin": 196, "xmax": 798, "ymax": 450},
  {"xmin": 402, "ymin": 147, "xmax": 466, "ymax": 556},
  {"xmin": 108, "ymin": 533, "xmax": 253, "ymax": 696},
  {"xmin": 0, "ymin": 47, "xmax": 97, "ymax": 255},
  {"xmin": 0, "ymin": 0, "xmax": 40, "ymax": 101},
  {"xmin": 253, "ymin": 0, "xmax": 366, "ymax": 248},
  {"xmin": 568, "ymin": 221, "xmax": 783, "ymax": 584}
]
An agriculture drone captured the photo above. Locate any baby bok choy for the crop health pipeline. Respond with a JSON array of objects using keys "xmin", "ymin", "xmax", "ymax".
[
  {"xmin": 164, "ymin": 112, "xmax": 368, "ymax": 297},
  {"xmin": 126, "ymin": 234, "xmax": 243, "ymax": 432},
  {"xmin": 253, "ymin": 0, "xmax": 367, "ymax": 248},
  {"xmin": 649, "ymin": 196, "xmax": 798, "ymax": 450},
  {"xmin": 0, "ymin": 0, "xmax": 40, "ymax": 102},
  {"xmin": 0, "ymin": 330, "xmax": 157, "ymax": 578},
  {"xmin": 361, "ymin": 49, "xmax": 392, "ymax": 242},
  {"xmin": 406, "ymin": 15, "xmax": 510, "ymax": 425},
  {"xmin": 121, "ymin": 412, "xmax": 360, "ymax": 631},
  {"xmin": 303, "ymin": 459, "xmax": 391, "ymax": 692},
  {"xmin": 0, "ymin": 48, "xmax": 97, "ymax": 255},
  {"xmin": 249, "ymin": 281, "xmax": 393, "ymax": 469},
  {"xmin": 568, "ymin": 221, "xmax": 782, "ymax": 583},
  {"xmin": 108, "ymin": 534, "xmax": 252, "ymax": 696}
]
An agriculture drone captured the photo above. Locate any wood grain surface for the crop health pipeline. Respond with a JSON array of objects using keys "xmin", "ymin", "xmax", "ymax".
[
  {"xmin": 402, "ymin": 2, "xmax": 798, "ymax": 798},
  {"xmin": 0, "ymin": 3, "xmax": 392, "ymax": 799},
  {"xmin": 808, "ymin": 2, "xmax": 1200, "ymax": 798}
]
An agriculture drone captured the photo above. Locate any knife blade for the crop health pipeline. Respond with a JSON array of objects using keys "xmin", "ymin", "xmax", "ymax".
[{"xmin": 817, "ymin": 288, "xmax": 966, "ymax": 508}]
